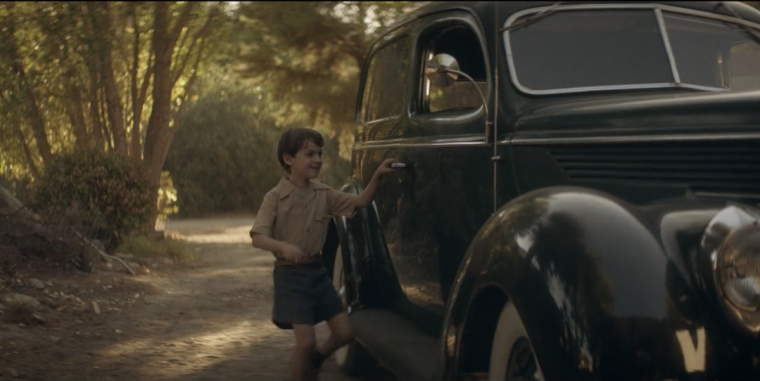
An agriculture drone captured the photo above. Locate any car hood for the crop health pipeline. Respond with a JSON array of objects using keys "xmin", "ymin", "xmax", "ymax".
[{"xmin": 513, "ymin": 90, "xmax": 760, "ymax": 139}]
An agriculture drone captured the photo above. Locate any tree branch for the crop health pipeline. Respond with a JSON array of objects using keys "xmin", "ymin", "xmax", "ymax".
[
  {"xmin": 170, "ymin": 2, "xmax": 196, "ymax": 44},
  {"xmin": 173, "ymin": 37, "xmax": 206, "ymax": 124},
  {"xmin": 130, "ymin": 2, "xmax": 141, "ymax": 158},
  {"xmin": 171, "ymin": 7, "xmax": 217, "ymax": 87}
]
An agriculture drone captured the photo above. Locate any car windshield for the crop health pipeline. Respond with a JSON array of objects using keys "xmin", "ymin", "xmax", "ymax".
[{"xmin": 505, "ymin": 7, "xmax": 760, "ymax": 94}]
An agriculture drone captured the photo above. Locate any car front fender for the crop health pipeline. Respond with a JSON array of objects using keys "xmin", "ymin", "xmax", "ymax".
[{"xmin": 445, "ymin": 186, "xmax": 721, "ymax": 380}]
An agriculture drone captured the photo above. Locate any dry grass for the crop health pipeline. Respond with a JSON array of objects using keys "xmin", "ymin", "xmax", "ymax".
[{"xmin": 116, "ymin": 235, "xmax": 196, "ymax": 263}]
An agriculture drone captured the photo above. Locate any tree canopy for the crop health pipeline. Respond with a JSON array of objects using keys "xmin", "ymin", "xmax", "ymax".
[{"xmin": 0, "ymin": 2, "xmax": 229, "ymax": 188}]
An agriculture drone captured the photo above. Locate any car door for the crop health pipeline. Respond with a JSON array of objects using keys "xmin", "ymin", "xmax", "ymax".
[
  {"xmin": 372, "ymin": 11, "xmax": 496, "ymax": 333},
  {"xmin": 351, "ymin": 29, "xmax": 412, "ymax": 309}
]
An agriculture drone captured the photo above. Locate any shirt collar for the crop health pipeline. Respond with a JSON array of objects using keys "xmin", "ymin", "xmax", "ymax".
[{"xmin": 275, "ymin": 177, "xmax": 329, "ymax": 199}]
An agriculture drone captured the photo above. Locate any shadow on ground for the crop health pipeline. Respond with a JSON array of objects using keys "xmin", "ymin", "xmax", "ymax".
[{"xmin": 8, "ymin": 217, "xmax": 394, "ymax": 381}]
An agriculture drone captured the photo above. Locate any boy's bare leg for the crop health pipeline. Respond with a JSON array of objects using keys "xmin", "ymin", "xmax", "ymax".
[
  {"xmin": 291, "ymin": 324, "xmax": 317, "ymax": 381},
  {"xmin": 316, "ymin": 311, "xmax": 355, "ymax": 359}
]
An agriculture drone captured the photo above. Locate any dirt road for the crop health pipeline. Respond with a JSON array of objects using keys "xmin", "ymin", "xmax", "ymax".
[{"xmin": 0, "ymin": 216, "xmax": 394, "ymax": 381}]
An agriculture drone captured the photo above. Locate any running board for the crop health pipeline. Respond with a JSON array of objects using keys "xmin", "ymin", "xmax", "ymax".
[{"xmin": 350, "ymin": 308, "xmax": 443, "ymax": 381}]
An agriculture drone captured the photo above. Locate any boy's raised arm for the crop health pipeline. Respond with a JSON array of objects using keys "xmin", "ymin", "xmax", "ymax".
[{"xmin": 355, "ymin": 158, "xmax": 397, "ymax": 208}]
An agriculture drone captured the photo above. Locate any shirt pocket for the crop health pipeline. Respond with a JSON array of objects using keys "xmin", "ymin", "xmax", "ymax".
[{"xmin": 314, "ymin": 209, "xmax": 328, "ymax": 223}]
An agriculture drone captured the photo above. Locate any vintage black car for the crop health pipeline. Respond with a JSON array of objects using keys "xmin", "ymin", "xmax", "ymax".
[{"xmin": 319, "ymin": 2, "xmax": 760, "ymax": 380}]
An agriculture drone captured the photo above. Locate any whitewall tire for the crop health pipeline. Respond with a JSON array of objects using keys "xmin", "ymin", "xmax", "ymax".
[{"xmin": 488, "ymin": 302, "xmax": 544, "ymax": 381}]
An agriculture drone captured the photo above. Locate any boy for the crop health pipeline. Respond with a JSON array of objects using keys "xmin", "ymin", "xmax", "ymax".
[{"xmin": 249, "ymin": 127, "xmax": 397, "ymax": 381}]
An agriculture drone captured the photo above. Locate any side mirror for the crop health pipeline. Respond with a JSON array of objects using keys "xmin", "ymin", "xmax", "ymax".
[
  {"xmin": 424, "ymin": 53, "xmax": 489, "ymax": 117},
  {"xmin": 425, "ymin": 53, "xmax": 461, "ymax": 88}
]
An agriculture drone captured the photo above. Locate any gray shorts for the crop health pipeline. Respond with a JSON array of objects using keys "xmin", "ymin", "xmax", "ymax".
[{"xmin": 271, "ymin": 263, "xmax": 344, "ymax": 330}]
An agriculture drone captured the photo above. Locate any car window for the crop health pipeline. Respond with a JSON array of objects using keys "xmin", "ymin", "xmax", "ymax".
[
  {"xmin": 508, "ymin": 10, "xmax": 673, "ymax": 91},
  {"xmin": 664, "ymin": 13, "xmax": 760, "ymax": 91},
  {"xmin": 361, "ymin": 37, "xmax": 409, "ymax": 123},
  {"xmin": 418, "ymin": 24, "xmax": 487, "ymax": 113},
  {"xmin": 505, "ymin": 8, "xmax": 760, "ymax": 94},
  {"xmin": 728, "ymin": 42, "xmax": 760, "ymax": 91}
]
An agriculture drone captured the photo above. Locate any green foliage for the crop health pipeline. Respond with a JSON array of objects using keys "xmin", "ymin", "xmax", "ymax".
[
  {"xmin": 157, "ymin": 171, "xmax": 179, "ymax": 220},
  {"xmin": 31, "ymin": 148, "xmax": 154, "ymax": 250},
  {"xmin": 116, "ymin": 235, "xmax": 195, "ymax": 263},
  {"xmin": 165, "ymin": 78, "xmax": 283, "ymax": 217},
  {"xmin": 234, "ymin": 2, "xmax": 418, "ymax": 147}
]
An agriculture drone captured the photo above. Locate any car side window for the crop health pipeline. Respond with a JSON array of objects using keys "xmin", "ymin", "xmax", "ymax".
[
  {"xmin": 417, "ymin": 24, "xmax": 487, "ymax": 113},
  {"xmin": 361, "ymin": 37, "xmax": 409, "ymax": 123}
]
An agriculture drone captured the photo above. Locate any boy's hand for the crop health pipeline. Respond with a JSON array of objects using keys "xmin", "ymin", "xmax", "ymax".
[
  {"xmin": 375, "ymin": 158, "xmax": 399, "ymax": 177},
  {"xmin": 280, "ymin": 243, "xmax": 306, "ymax": 262}
]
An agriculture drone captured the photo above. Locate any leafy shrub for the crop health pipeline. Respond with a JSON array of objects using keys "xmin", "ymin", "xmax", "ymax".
[
  {"xmin": 165, "ymin": 86, "xmax": 282, "ymax": 217},
  {"xmin": 31, "ymin": 149, "xmax": 154, "ymax": 251},
  {"xmin": 157, "ymin": 170, "xmax": 179, "ymax": 221}
]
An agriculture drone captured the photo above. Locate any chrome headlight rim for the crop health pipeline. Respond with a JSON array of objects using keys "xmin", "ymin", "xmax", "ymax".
[
  {"xmin": 701, "ymin": 204, "xmax": 760, "ymax": 336},
  {"xmin": 715, "ymin": 223, "xmax": 760, "ymax": 313}
]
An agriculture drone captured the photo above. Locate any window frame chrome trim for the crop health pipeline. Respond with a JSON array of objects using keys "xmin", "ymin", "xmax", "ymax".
[
  {"xmin": 353, "ymin": 134, "xmax": 488, "ymax": 150},
  {"xmin": 503, "ymin": 3, "xmax": 760, "ymax": 96},
  {"xmin": 655, "ymin": 8, "xmax": 681, "ymax": 84},
  {"xmin": 694, "ymin": 192, "xmax": 760, "ymax": 201},
  {"xmin": 508, "ymin": 132, "xmax": 760, "ymax": 145}
]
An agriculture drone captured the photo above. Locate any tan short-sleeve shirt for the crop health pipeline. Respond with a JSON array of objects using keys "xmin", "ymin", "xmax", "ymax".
[{"xmin": 250, "ymin": 177, "xmax": 360, "ymax": 256}]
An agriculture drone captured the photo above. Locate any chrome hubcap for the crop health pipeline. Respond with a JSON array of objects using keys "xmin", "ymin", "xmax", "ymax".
[{"xmin": 506, "ymin": 338, "xmax": 541, "ymax": 381}]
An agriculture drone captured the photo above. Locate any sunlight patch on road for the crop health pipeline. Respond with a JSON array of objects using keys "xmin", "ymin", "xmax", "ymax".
[
  {"xmin": 98, "ymin": 318, "xmax": 287, "ymax": 378},
  {"xmin": 167, "ymin": 225, "xmax": 252, "ymax": 244}
]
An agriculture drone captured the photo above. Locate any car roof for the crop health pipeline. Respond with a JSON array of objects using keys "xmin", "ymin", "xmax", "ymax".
[{"xmin": 387, "ymin": 1, "xmax": 760, "ymax": 36}]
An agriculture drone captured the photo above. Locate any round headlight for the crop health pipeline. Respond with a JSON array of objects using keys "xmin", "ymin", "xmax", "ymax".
[{"xmin": 718, "ymin": 225, "xmax": 760, "ymax": 311}]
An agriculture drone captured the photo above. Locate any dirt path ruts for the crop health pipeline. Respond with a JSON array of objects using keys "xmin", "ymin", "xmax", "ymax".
[{"xmin": 0, "ymin": 216, "xmax": 394, "ymax": 381}]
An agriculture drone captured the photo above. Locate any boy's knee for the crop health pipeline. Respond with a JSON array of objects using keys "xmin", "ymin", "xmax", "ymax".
[
  {"xmin": 293, "ymin": 327, "xmax": 317, "ymax": 354},
  {"xmin": 336, "ymin": 327, "xmax": 354, "ymax": 346},
  {"xmin": 294, "ymin": 337, "xmax": 317, "ymax": 353},
  {"xmin": 295, "ymin": 339, "xmax": 316, "ymax": 352}
]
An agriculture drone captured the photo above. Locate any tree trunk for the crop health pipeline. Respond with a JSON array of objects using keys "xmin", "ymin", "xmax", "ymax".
[
  {"xmin": 0, "ymin": 8, "xmax": 53, "ymax": 167},
  {"xmin": 144, "ymin": 1, "xmax": 196, "ymax": 185},
  {"xmin": 0, "ymin": 185, "xmax": 28, "ymax": 217},
  {"xmin": 129, "ymin": 3, "xmax": 154, "ymax": 159},
  {"xmin": 89, "ymin": 2, "xmax": 128, "ymax": 154},
  {"xmin": 144, "ymin": 2, "xmax": 173, "ymax": 185},
  {"xmin": 64, "ymin": 71, "xmax": 90, "ymax": 149},
  {"xmin": 85, "ymin": 68, "xmax": 107, "ymax": 150},
  {"xmin": 13, "ymin": 124, "xmax": 40, "ymax": 182}
]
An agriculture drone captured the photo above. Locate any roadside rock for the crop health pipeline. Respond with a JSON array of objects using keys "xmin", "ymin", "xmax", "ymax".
[
  {"xmin": 29, "ymin": 278, "xmax": 45, "ymax": 290},
  {"xmin": 2, "ymin": 293, "xmax": 41, "ymax": 309},
  {"xmin": 0, "ymin": 367, "xmax": 18, "ymax": 378}
]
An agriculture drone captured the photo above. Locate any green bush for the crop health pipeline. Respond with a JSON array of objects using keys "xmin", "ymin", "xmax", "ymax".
[
  {"xmin": 32, "ymin": 149, "xmax": 154, "ymax": 251},
  {"xmin": 165, "ymin": 86, "xmax": 282, "ymax": 217}
]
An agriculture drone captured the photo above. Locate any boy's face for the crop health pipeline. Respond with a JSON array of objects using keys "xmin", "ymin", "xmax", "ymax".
[{"xmin": 283, "ymin": 140, "xmax": 323, "ymax": 180}]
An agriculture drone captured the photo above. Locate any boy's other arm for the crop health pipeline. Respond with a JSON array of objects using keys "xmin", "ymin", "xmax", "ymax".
[
  {"xmin": 355, "ymin": 158, "xmax": 398, "ymax": 208},
  {"xmin": 250, "ymin": 234, "xmax": 304, "ymax": 261}
]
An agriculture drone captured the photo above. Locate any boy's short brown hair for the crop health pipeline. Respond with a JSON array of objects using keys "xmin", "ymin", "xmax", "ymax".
[{"xmin": 277, "ymin": 128, "xmax": 325, "ymax": 172}]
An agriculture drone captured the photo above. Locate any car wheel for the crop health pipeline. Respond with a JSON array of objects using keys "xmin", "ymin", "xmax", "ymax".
[
  {"xmin": 332, "ymin": 245, "xmax": 375, "ymax": 375},
  {"xmin": 489, "ymin": 302, "xmax": 544, "ymax": 381}
]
